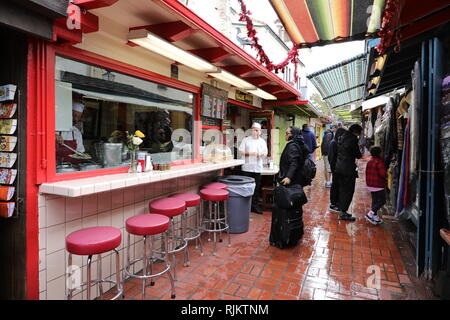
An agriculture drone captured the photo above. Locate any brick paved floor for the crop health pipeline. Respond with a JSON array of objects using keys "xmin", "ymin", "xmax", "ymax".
[{"xmin": 102, "ymin": 159, "xmax": 439, "ymax": 300}]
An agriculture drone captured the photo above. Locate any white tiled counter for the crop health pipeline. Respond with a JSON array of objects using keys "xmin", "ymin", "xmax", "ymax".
[
  {"xmin": 40, "ymin": 160, "xmax": 245, "ymax": 197},
  {"xmin": 37, "ymin": 159, "xmax": 244, "ymax": 300}
]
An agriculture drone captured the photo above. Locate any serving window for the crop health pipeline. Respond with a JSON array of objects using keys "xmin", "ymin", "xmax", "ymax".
[{"xmin": 54, "ymin": 55, "xmax": 195, "ymax": 174}]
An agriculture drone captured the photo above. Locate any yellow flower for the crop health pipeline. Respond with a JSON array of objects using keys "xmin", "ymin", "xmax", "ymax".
[{"xmin": 134, "ymin": 130, "xmax": 145, "ymax": 138}]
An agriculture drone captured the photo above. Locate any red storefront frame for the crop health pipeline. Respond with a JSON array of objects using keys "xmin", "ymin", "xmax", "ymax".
[
  {"xmin": 25, "ymin": 40, "xmax": 203, "ymax": 299},
  {"xmin": 37, "ymin": 43, "xmax": 202, "ymax": 184}
]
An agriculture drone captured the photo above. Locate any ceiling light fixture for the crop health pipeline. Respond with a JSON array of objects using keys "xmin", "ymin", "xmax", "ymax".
[
  {"xmin": 128, "ymin": 29, "xmax": 219, "ymax": 73},
  {"xmin": 246, "ymin": 88, "xmax": 277, "ymax": 100},
  {"xmin": 207, "ymin": 69, "xmax": 256, "ymax": 90}
]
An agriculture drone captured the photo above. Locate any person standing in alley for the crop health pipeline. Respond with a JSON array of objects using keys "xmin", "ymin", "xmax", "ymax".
[
  {"xmin": 334, "ymin": 124, "xmax": 363, "ymax": 221},
  {"xmin": 365, "ymin": 146, "xmax": 386, "ymax": 225},
  {"xmin": 327, "ymin": 127, "xmax": 346, "ymax": 213},
  {"xmin": 302, "ymin": 123, "xmax": 318, "ymax": 161},
  {"xmin": 239, "ymin": 122, "xmax": 268, "ymax": 214},
  {"xmin": 321, "ymin": 124, "xmax": 336, "ymax": 187}
]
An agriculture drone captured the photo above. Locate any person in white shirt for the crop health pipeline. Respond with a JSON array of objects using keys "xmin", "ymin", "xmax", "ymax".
[
  {"xmin": 56, "ymin": 100, "xmax": 86, "ymax": 164},
  {"xmin": 239, "ymin": 122, "xmax": 268, "ymax": 214}
]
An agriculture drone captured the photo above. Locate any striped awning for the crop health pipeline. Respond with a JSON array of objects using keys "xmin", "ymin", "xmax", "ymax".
[
  {"xmin": 269, "ymin": 0, "xmax": 385, "ymax": 48},
  {"xmin": 307, "ymin": 53, "xmax": 368, "ymax": 109}
]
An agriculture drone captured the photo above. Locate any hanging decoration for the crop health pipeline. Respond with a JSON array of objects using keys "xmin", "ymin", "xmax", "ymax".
[
  {"xmin": 237, "ymin": 0, "xmax": 299, "ymax": 83},
  {"xmin": 375, "ymin": 0, "xmax": 402, "ymax": 55}
]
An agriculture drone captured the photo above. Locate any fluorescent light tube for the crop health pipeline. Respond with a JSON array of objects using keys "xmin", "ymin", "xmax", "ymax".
[
  {"xmin": 246, "ymin": 88, "xmax": 277, "ymax": 100},
  {"xmin": 128, "ymin": 29, "xmax": 218, "ymax": 73},
  {"xmin": 208, "ymin": 69, "xmax": 256, "ymax": 90}
]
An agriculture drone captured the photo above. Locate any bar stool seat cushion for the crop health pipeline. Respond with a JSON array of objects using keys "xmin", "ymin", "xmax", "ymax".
[
  {"xmin": 66, "ymin": 226, "xmax": 122, "ymax": 256},
  {"xmin": 202, "ymin": 182, "xmax": 227, "ymax": 190},
  {"xmin": 149, "ymin": 198, "xmax": 186, "ymax": 217},
  {"xmin": 126, "ymin": 214, "xmax": 169, "ymax": 236},
  {"xmin": 200, "ymin": 188, "xmax": 229, "ymax": 201},
  {"xmin": 169, "ymin": 193, "xmax": 201, "ymax": 207}
]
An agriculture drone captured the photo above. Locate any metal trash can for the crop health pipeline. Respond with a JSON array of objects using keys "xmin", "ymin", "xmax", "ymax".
[{"xmin": 217, "ymin": 175, "xmax": 255, "ymax": 233}]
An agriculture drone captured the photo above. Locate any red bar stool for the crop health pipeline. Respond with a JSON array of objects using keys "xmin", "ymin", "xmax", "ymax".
[
  {"xmin": 199, "ymin": 188, "xmax": 231, "ymax": 255},
  {"xmin": 169, "ymin": 193, "xmax": 203, "ymax": 257},
  {"xmin": 124, "ymin": 214, "xmax": 176, "ymax": 299},
  {"xmin": 149, "ymin": 198, "xmax": 187, "ymax": 280},
  {"xmin": 66, "ymin": 226, "xmax": 123, "ymax": 300},
  {"xmin": 202, "ymin": 182, "xmax": 227, "ymax": 190}
]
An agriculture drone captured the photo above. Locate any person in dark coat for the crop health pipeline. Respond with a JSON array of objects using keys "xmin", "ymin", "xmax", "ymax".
[
  {"xmin": 321, "ymin": 124, "xmax": 336, "ymax": 187},
  {"xmin": 327, "ymin": 127, "xmax": 346, "ymax": 212},
  {"xmin": 334, "ymin": 124, "xmax": 363, "ymax": 221},
  {"xmin": 302, "ymin": 124, "xmax": 317, "ymax": 161},
  {"xmin": 278, "ymin": 126, "xmax": 310, "ymax": 186}
]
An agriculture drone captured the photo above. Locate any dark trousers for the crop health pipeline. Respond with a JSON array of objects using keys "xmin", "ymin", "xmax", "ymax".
[
  {"xmin": 337, "ymin": 174, "xmax": 356, "ymax": 213},
  {"xmin": 241, "ymin": 171, "xmax": 261, "ymax": 210},
  {"xmin": 371, "ymin": 190, "xmax": 386, "ymax": 214},
  {"xmin": 330, "ymin": 171, "xmax": 340, "ymax": 206}
]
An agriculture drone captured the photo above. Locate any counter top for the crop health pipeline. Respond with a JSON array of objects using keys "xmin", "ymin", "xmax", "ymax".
[
  {"xmin": 261, "ymin": 165, "xmax": 279, "ymax": 176},
  {"xmin": 39, "ymin": 160, "xmax": 244, "ymax": 197}
]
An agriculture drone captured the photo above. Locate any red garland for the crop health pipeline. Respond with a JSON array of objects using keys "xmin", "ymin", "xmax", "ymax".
[
  {"xmin": 237, "ymin": 0, "xmax": 299, "ymax": 83},
  {"xmin": 375, "ymin": 0, "xmax": 401, "ymax": 54}
]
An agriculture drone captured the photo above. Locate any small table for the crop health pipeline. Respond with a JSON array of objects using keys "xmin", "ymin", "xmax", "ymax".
[{"xmin": 260, "ymin": 165, "xmax": 279, "ymax": 211}]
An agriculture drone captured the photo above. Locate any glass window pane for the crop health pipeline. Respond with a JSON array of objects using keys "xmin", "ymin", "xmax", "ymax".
[{"xmin": 55, "ymin": 55, "xmax": 195, "ymax": 174}]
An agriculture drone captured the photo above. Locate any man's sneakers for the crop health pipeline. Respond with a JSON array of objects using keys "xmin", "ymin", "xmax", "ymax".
[
  {"xmin": 329, "ymin": 204, "xmax": 340, "ymax": 212},
  {"xmin": 339, "ymin": 212, "xmax": 356, "ymax": 221},
  {"xmin": 365, "ymin": 211, "xmax": 383, "ymax": 225}
]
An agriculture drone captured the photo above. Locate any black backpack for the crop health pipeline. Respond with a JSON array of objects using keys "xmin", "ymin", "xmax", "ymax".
[
  {"xmin": 274, "ymin": 184, "xmax": 308, "ymax": 209},
  {"xmin": 301, "ymin": 157, "xmax": 317, "ymax": 186}
]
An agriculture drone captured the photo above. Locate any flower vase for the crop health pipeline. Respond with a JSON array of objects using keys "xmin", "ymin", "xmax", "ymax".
[{"xmin": 128, "ymin": 150, "xmax": 137, "ymax": 173}]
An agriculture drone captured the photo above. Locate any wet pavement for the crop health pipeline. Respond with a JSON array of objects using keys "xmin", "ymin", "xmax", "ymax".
[{"xmin": 103, "ymin": 159, "xmax": 439, "ymax": 300}]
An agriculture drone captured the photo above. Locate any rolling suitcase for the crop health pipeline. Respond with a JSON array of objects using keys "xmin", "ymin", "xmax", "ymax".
[{"xmin": 269, "ymin": 203, "xmax": 304, "ymax": 249}]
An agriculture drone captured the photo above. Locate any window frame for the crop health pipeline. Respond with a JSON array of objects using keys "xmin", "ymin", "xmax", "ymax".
[{"xmin": 42, "ymin": 44, "xmax": 201, "ymax": 183}]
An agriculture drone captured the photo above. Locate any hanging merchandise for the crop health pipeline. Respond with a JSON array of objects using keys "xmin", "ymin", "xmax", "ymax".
[
  {"xmin": 367, "ymin": 110, "xmax": 374, "ymax": 139},
  {"xmin": 383, "ymin": 96, "xmax": 399, "ymax": 169},
  {"xmin": 440, "ymin": 75, "xmax": 450, "ymax": 224},
  {"xmin": 396, "ymin": 118, "xmax": 410, "ymax": 218}
]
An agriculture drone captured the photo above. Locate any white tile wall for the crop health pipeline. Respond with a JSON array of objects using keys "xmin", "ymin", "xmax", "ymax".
[{"xmin": 38, "ymin": 171, "xmax": 219, "ymax": 300}]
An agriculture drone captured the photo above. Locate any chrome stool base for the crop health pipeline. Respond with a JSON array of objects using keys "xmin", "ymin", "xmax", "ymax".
[
  {"xmin": 201, "ymin": 199, "xmax": 231, "ymax": 255},
  {"xmin": 124, "ymin": 232, "xmax": 176, "ymax": 299},
  {"xmin": 67, "ymin": 249, "xmax": 124, "ymax": 300}
]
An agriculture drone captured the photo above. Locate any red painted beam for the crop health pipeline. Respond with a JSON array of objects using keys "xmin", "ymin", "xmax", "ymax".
[
  {"xmin": 55, "ymin": 3, "xmax": 99, "ymax": 36},
  {"xmin": 73, "ymin": 0, "xmax": 119, "ymax": 10},
  {"xmin": 260, "ymin": 85, "xmax": 286, "ymax": 95},
  {"xmin": 222, "ymin": 65, "xmax": 255, "ymax": 77},
  {"xmin": 130, "ymin": 21, "xmax": 198, "ymax": 42},
  {"xmin": 390, "ymin": 6, "xmax": 450, "ymax": 47},
  {"xmin": 53, "ymin": 20, "xmax": 83, "ymax": 46},
  {"xmin": 244, "ymin": 77, "xmax": 273, "ymax": 87},
  {"xmin": 262, "ymin": 99, "xmax": 308, "ymax": 107},
  {"xmin": 274, "ymin": 92, "xmax": 297, "ymax": 100},
  {"xmin": 188, "ymin": 47, "xmax": 232, "ymax": 63}
]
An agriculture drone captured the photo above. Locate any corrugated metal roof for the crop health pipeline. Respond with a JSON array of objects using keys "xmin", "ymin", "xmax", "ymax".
[{"xmin": 307, "ymin": 53, "xmax": 368, "ymax": 108}]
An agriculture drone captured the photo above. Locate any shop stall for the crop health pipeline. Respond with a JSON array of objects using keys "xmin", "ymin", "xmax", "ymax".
[
  {"xmin": 364, "ymin": 15, "xmax": 450, "ymax": 297},
  {"xmin": 3, "ymin": 0, "xmax": 300, "ymax": 300}
]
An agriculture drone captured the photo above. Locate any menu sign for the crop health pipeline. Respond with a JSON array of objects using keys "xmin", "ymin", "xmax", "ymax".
[
  {"xmin": 0, "ymin": 85, "xmax": 19, "ymax": 218},
  {"xmin": 201, "ymin": 83, "xmax": 228, "ymax": 120},
  {"xmin": 235, "ymin": 90, "xmax": 253, "ymax": 105}
]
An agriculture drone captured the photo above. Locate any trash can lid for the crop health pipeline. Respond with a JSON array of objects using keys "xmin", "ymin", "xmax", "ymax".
[{"xmin": 217, "ymin": 175, "xmax": 255, "ymax": 184}]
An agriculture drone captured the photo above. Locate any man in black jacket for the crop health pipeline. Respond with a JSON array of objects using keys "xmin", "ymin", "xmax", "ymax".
[
  {"xmin": 321, "ymin": 124, "xmax": 336, "ymax": 187},
  {"xmin": 327, "ymin": 127, "xmax": 346, "ymax": 212},
  {"xmin": 334, "ymin": 124, "xmax": 363, "ymax": 221}
]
